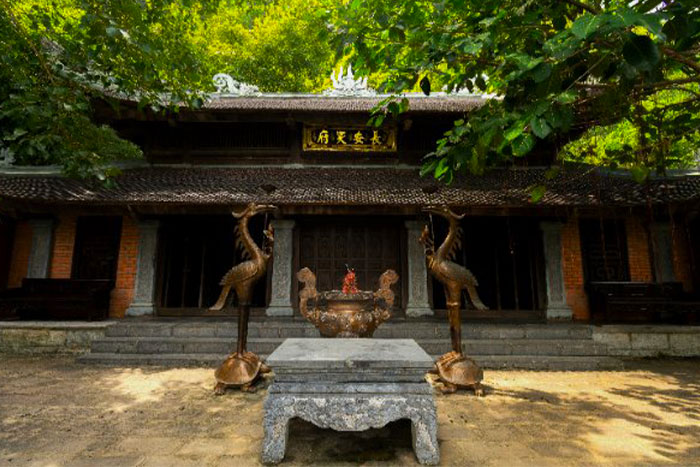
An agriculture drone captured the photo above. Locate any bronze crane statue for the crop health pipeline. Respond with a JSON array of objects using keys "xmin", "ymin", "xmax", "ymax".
[
  {"xmin": 419, "ymin": 205, "xmax": 487, "ymax": 395},
  {"xmin": 210, "ymin": 202, "xmax": 277, "ymax": 394}
]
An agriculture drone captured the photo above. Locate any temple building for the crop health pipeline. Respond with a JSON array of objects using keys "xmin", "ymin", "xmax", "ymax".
[{"xmin": 0, "ymin": 73, "xmax": 698, "ymax": 326}]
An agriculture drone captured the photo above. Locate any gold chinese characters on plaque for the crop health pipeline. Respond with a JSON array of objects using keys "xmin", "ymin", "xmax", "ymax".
[{"xmin": 303, "ymin": 125, "xmax": 397, "ymax": 152}]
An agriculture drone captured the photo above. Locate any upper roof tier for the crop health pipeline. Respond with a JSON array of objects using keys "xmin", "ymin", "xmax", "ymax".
[{"xmin": 201, "ymin": 93, "xmax": 488, "ymax": 113}]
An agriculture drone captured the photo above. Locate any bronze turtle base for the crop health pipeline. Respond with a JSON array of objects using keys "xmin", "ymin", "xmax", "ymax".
[
  {"xmin": 433, "ymin": 351, "xmax": 485, "ymax": 396},
  {"xmin": 213, "ymin": 351, "xmax": 270, "ymax": 395}
]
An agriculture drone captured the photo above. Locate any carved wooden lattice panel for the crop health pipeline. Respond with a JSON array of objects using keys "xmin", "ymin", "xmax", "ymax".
[
  {"xmin": 580, "ymin": 219, "xmax": 630, "ymax": 282},
  {"xmin": 299, "ymin": 219, "xmax": 402, "ymax": 310}
]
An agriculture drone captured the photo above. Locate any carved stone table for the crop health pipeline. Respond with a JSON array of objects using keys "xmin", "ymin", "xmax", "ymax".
[{"xmin": 261, "ymin": 338, "xmax": 439, "ymax": 465}]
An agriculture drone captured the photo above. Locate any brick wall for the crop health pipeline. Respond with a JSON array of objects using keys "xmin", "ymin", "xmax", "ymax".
[
  {"xmin": 49, "ymin": 214, "xmax": 76, "ymax": 279},
  {"xmin": 671, "ymin": 221, "xmax": 694, "ymax": 292},
  {"xmin": 626, "ymin": 218, "xmax": 653, "ymax": 282},
  {"xmin": 109, "ymin": 216, "xmax": 140, "ymax": 318},
  {"xmin": 561, "ymin": 217, "xmax": 589, "ymax": 320},
  {"xmin": 7, "ymin": 221, "xmax": 32, "ymax": 288}
]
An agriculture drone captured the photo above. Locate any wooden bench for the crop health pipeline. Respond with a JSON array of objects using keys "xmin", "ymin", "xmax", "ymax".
[
  {"xmin": 0, "ymin": 279, "xmax": 114, "ymax": 321},
  {"xmin": 589, "ymin": 281, "xmax": 700, "ymax": 324}
]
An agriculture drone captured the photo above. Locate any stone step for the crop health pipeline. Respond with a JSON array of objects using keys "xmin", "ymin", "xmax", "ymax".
[
  {"xmin": 91, "ymin": 337, "xmax": 282, "ymax": 355},
  {"xmin": 77, "ymin": 352, "xmax": 623, "ymax": 371},
  {"xmin": 420, "ymin": 339, "xmax": 607, "ymax": 356},
  {"xmin": 104, "ymin": 321, "xmax": 593, "ymax": 340},
  {"xmin": 90, "ymin": 336, "xmax": 606, "ymax": 357}
]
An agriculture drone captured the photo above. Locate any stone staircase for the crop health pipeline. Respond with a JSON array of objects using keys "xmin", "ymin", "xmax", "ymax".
[{"xmin": 78, "ymin": 318, "xmax": 623, "ymax": 370}]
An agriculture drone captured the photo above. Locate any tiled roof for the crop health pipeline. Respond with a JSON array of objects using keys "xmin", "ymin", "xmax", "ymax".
[
  {"xmin": 0, "ymin": 166, "xmax": 697, "ymax": 208},
  {"xmin": 202, "ymin": 94, "xmax": 487, "ymax": 113}
]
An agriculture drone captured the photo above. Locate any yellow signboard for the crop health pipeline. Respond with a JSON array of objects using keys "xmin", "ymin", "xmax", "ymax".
[{"xmin": 303, "ymin": 125, "xmax": 397, "ymax": 152}]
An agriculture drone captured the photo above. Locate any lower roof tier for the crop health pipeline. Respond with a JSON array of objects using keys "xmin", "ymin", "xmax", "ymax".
[{"xmin": 0, "ymin": 165, "xmax": 698, "ymax": 208}]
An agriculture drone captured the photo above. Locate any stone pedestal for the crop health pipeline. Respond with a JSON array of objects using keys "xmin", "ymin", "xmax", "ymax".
[
  {"xmin": 266, "ymin": 220, "xmax": 295, "ymax": 317},
  {"xmin": 126, "ymin": 220, "xmax": 159, "ymax": 317},
  {"xmin": 27, "ymin": 219, "xmax": 54, "ymax": 279},
  {"xmin": 262, "ymin": 338, "xmax": 439, "ymax": 465},
  {"xmin": 404, "ymin": 221, "xmax": 433, "ymax": 317},
  {"xmin": 540, "ymin": 222, "xmax": 573, "ymax": 320}
]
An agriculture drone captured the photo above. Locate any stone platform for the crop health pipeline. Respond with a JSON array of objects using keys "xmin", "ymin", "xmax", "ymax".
[{"xmin": 261, "ymin": 338, "xmax": 439, "ymax": 465}]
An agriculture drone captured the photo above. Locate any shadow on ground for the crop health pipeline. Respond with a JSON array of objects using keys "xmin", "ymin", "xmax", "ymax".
[{"xmin": 0, "ymin": 356, "xmax": 698, "ymax": 466}]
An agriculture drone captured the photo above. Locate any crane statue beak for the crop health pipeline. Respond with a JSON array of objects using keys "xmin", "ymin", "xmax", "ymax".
[
  {"xmin": 256, "ymin": 204, "xmax": 278, "ymax": 213},
  {"xmin": 421, "ymin": 205, "xmax": 464, "ymax": 220}
]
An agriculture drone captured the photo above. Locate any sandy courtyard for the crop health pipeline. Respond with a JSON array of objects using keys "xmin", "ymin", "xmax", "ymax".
[{"xmin": 0, "ymin": 356, "xmax": 698, "ymax": 466}]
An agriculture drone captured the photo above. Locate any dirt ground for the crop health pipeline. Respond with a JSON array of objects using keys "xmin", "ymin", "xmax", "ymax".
[{"xmin": 0, "ymin": 357, "xmax": 699, "ymax": 466}]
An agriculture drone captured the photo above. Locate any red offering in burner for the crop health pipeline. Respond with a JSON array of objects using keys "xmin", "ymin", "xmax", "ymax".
[{"xmin": 342, "ymin": 267, "xmax": 358, "ymax": 294}]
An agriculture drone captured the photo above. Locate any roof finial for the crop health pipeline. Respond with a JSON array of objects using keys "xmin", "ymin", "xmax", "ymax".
[
  {"xmin": 212, "ymin": 73, "xmax": 262, "ymax": 96},
  {"xmin": 324, "ymin": 64, "xmax": 376, "ymax": 97}
]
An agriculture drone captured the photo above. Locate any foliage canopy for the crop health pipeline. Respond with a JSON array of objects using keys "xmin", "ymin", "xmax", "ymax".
[
  {"xmin": 333, "ymin": 0, "xmax": 700, "ymax": 186},
  {"xmin": 1, "ymin": 0, "xmax": 699, "ymax": 185},
  {"xmin": 0, "ymin": 0, "xmax": 335, "ymax": 178}
]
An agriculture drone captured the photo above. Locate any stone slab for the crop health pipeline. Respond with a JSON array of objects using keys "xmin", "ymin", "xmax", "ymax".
[
  {"xmin": 266, "ymin": 338, "xmax": 433, "ymax": 370},
  {"xmin": 272, "ymin": 369, "xmax": 429, "ymax": 383},
  {"xmin": 270, "ymin": 382, "xmax": 432, "ymax": 395}
]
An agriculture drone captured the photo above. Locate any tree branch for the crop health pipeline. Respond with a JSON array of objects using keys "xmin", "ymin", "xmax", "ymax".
[
  {"xmin": 564, "ymin": 0, "xmax": 601, "ymax": 15},
  {"xmin": 0, "ymin": 0, "xmax": 55, "ymax": 83},
  {"xmin": 660, "ymin": 46, "xmax": 700, "ymax": 75}
]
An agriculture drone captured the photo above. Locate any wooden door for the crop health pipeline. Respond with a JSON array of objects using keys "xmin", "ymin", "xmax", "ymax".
[
  {"xmin": 72, "ymin": 216, "xmax": 122, "ymax": 280},
  {"xmin": 156, "ymin": 216, "xmax": 269, "ymax": 314},
  {"xmin": 298, "ymin": 218, "xmax": 404, "ymax": 312},
  {"xmin": 430, "ymin": 216, "xmax": 546, "ymax": 316}
]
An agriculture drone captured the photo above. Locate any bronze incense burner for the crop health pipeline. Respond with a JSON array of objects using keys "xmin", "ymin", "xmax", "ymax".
[
  {"xmin": 209, "ymin": 202, "xmax": 276, "ymax": 394},
  {"xmin": 297, "ymin": 268, "xmax": 398, "ymax": 337}
]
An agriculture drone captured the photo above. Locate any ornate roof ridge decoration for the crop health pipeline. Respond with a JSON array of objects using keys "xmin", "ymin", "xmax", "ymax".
[
  {"xmin": 323, "ymin": 65, "xmax": 376, "ymax": 97},
  {"xmin": 0, "ymin": 147, "xmax": 15, "ymax": 168},
  {"xmin": 212, "ymin": 73, "xmax": 262, "ymax": 96}
]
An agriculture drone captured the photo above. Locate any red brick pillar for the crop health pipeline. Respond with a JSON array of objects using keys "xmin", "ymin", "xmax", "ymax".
[
  {"xmin": 49, "ymin": 214, "xmax": 76, "ymax": 279},
  {"xmin": 561, "ymin": 217, "xmax": 589, "ymax": 320},
  {"xmin": 626, "ymin": 218, "xmax": 653, "ymax": 282},
  {"xmin": 671, "ymin": 221, "xmax": 694, "ymax": 292},
  {"xmin": 109, "ymin": 217, "xmax": 140, "ymax": 318},
  {"xmin": 7, "ymin": 221, "xmax": 33, "ymax": 288}
]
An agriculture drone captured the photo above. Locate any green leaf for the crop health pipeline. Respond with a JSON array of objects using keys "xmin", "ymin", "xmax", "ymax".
[
  {"xmin": 369, "ymin": 114, "xmax": 385, "ymax": 127},
  {"xmin": 420, "ymin": 158, "xmax": 438, "ymax": 177},
  {"xmin": 504, "ymin": 124, "xmax": 523, "ymax": 142},
  {"xmin": 554, "ymin": 91, "xmax": 577, "ymax": 104},
  {"xmin": 529, "ymin": 184, "xmax": 546, "ymax": 203},
  {"xmin": 531, "ymin": 62, "xmax": 551, "ymax": 83},
  {"xmin": 435, "ymin": 158, "xmax": 450, "ymax": 178},
  {"xmin": 570, "ymin": 13, "xmax": 600, "ymax": 39},
  {"xmin": 630, "ymin": 166, "xmax": 650, "ymax": 183},
  {"xmin": 530, "ymin": 117, "xmax": 552, "ymax": 139},
  {"xmin": 544, "ymin": 166, "xmax": 560, "ymax": 180},
  {"xmin": 512, "ymin": 134, "xmax": 535, "ymax": 156},
  {"xmin": 420, "ymin": 76, "xmax": 431, "ymax": 96},
  {"xmin": 387, "ymin": 101, "xmax": 400, "ymax": 116},
  {"xmin": 622, "ymin": 34, "xmax": 659, "ymax": 72}
]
